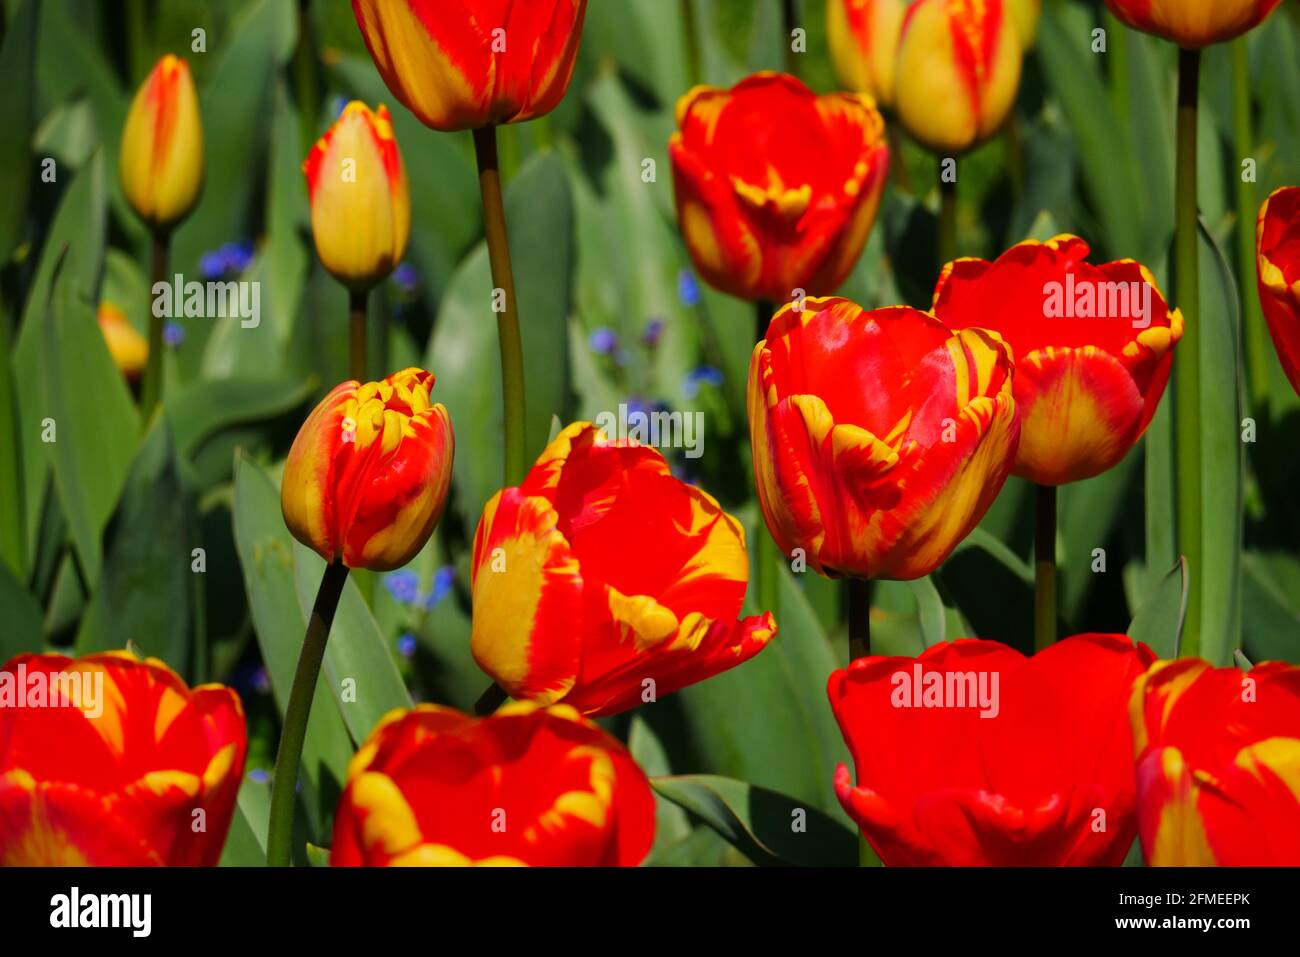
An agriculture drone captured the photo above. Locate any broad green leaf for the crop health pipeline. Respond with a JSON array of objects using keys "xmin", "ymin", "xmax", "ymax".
[
  {"xmin": 231, "ymin": 452, "xmax": 352, "ymax": 834},
  {"xmin": 292, "ymin": 541, "xmax": 412, "ymax": 747},
  {"xmin": 629, "ymin": 715, "xmax": 692, "ymax": 863},
  {"xmin": 166, "ymin": 374, "xmax": 315, "ymax": 460},
  {"xmin": 0, "ymin": 0, "xmax": 38, "ymax": 263},
  {"xmin": 0, "ymin": 294, "xmax": 24, "ymax": 577},
  {"xmin": 1241, "ymin": 552, "xmax": 1300, "ymax": 664},
  {"xmin": 943, "ymin": 528, "xmax": 1034, "ymax": 649},
  {"xmin": 651, "ymin": 774, "xmax": 857, "ymax": 867},
  {"xmin": 1059, "ymin": 452, "xmax": 1140, "ymax": 625},
  {"xmin": 218, "ymin": 774, "xmax": 272, "ymax": 867},
  {"xmin": 1127, "ymin": 559, "xmax": 1188, "ymax": 660},
  {"xmin": 75, "ymin": 418, "xmax": 191, "ymax": 672},
  {"xmin": 0, "ymin": 557, "xmax": 42, "ymax": 661}
]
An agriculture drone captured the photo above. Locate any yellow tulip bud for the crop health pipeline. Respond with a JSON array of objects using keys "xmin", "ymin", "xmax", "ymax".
[{"xmin": 119, "ymin": 55, "xmax": 204, "ymax": 231}]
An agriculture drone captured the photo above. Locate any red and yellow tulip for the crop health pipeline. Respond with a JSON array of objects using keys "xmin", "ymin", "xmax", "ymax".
[
  {"xmin": 669, "ymin": 73, "xmax": 889, "ymax": 305},
  {"xmin": 303, "ymin": 102, "xmax": 410, "ymax": 291},
  {"xmin": 350, "ymin": 0, "xmax": 588, "ymax": 132},
  {"xmin": 281, "ymin": 368, "xmax": 454, "ymax": 572},
  {"xmin": 893, "ymin": 0, "xmax": 1023, "ymax": 154},
  {"xmin": 1103, "ymin": 0, "xmax": 1283, "ymax": 48},
  {"xmin": 932, "ymin": 236, "xmax": 1183, "ymax": 486},
  {"xmin": 120, "ymin": 54, "xmax": 204, "ymax": 231},
  {"xmin": 97, "ymin": 302, "xmax": 148, "ymax": 382},
  {"xmin": 470, "ymin": 422, "xmax": 775, "ymax": 717},
  {"xmin": 0, "ymin": 652, "xmax": 246, "ymax": 866},
  {"xmin": 1257, "ymin": 186, "xmax": 1300, "ymax": 397},
  {"xmin": 1131, "ymin": 657, "xmax": 1300, "ymax": 866},
  {"xmin": 1007, "ymin": 0, "xmax": 1041, "ymax": 48},
  {"xmin": 831, "ymin": 634, "xmax": 1156, "ymax": 865},
  {"xmin": 827, "ymin": 0, "xmax": 908, "ymax": 110},
  {"xmin": 331, "ymin": 702, "xmax": 655, "ymax": 866},
  {"xmin": 748, "ymin": 297, "xmax": 1019, "ymax": 580}
]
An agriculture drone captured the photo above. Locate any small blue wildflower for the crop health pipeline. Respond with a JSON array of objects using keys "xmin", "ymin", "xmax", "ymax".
[
  {"xmin": 424, "ymin": 565, "xmax": 455, "ymax": 609},
  {"xmin": 163, "ymin": 321, "xmax": 185, "ymax": 348},
  {"xmin": 199, "ymin": 251, "xmax": 225, "ymax": 280},
  {"xmin": 397, "ymin": 633, "xmax": 418, "ymax": 658},
  {"xmin": 683, "ymin": 365, "xmax": 724, "ymax": 399},
  {"xmin": 392, "ymin": 262, "xmax": 420, "ymax": 292},
  {"xmin": 642, "ymin": 317, "xmax": 666, "ymax": 347},
  {"xmin": 588, "ymin": 327, "xmax": 619, "ymax": 356},
  {"xmin": 330, "ymin": 95, "xmax": 349, "ymax": 120},
  {"xmin": 678, "ymin": 269, "xmax": 701, "ymax": 308},
  {"xmin": 248, "ymin": 769, "xmax": 270, "ymax": 784},
  {"xmin": 223, "ymin": 241, "xmax": 255, "ymax": 274},
  {"xmin": 383, "ymin": 569, "xmax": 420, "ymax": 604}
]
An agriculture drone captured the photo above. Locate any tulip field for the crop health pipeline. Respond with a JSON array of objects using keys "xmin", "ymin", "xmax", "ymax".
[{"xmin": 2, "ymin": 0, "xmax": 1300, "ymax": 884}]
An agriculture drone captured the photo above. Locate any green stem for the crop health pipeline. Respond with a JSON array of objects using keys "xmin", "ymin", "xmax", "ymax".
[
  {"xmin": 847, "ymin": 576, "xmax": 870, "ymax": 662},
  {"xmin": 474, "ymin": 682, "xmax": 508, "ymax": 716},
  {"xmin": 754, "ymin": 300, "xmax": 780, "ymax": 620},
  {"xmin": 473, "ymin": 124, "xmax": 528, "ymax": 487},
  {"xmin": 1233, "ymin": 38, "xmax": 1267, "ymax": 412},
  {"xmin": 266, "ymin": 560, "xmax": 349, "ymax": 867},
  {"xmin": 294, "ymin": 0, "xmax": 320, "ymax": 157},
  {"xmin": 783, "ymin": 0, "xmax": 799, "ymax": 76},
  {"xmin": 1033, "ymin": 483, "xmax": 1057, "ymax": 652},
  {"xmin": 140, "ymin": 232, "xmax": 168, "ymax": 423},
  {"xmin": 938, "ymin": 158, "xmax": 957, "ymax": 267},
  {"xmin": 349, "ymin": 288, "xmax": 368, "ymax": 383},
  {"xmin": 681, "ymin": 0, "xmax": 701, "ymax": 87},
  {"xmin": 1174, "ymin": 47, "xmax": 1203, "ymax": 658},
  {"xmin": 1004, "ymin": 114, "xmax": 1024, "ymax": 198},
  {"xmin": 886, "ymin": 121, "xmax": 911, "ymax": 195}
]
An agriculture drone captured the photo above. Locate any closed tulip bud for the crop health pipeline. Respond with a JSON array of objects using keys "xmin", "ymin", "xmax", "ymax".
[
  {"xmin": 331, "ymin": 703, "xmax": 656, "ymax": 866},
  {"xmin": 119, "ymin": 54, "xmax": 204, "ymax": 231},
  {"xmin": 832, "ymin": 635, "xmax": 1155, "ymax": 865},
  {"xmin": 670, "ymin": 73, "xmax": 890, "ymax": 305},
  {"xmin": 1257, "ymin": 186, "xmax": 1300, "ymax": 396},
  {"xmin": 303, "ymin": 102, "xmax": 411, "ymax": 291},
  {"xmin": 471, "ymin": 422, "xmax": 775, "ymax": 717},
  {"xmin": 894, "ymin": 0, "xmax": 1022, "ymax": 154},
  {"xmin": 1007, "ymin": 0, "xmax": 1041, "ymax": 48},
  {"xmin": 281, "ymin": 368, "xmax": 454, "ymax": 572},
  {"xmin": 1131, "ymin": 658, "xmax": 1300, "ymax": 865},
  {"xmin": 827, "ymin": 0, "xmax": 908, "ymax": 109},
  {"xmin": 749, "ymin": 298, "xmax": 1020, "ymax": 581},
  {"xmin": 97, "ymin": 302, "xmax": 148, "ymax": 381},
  {"xmin": 0, "ymin": 652, "xmax": 246, "ymax": 866},
  {"xmin": 932, "ymin": 236, "xmax": 1183, "ymax": 486},
  {"xmin": 1104, "ymin": 0, "xmax": 1282, "ymax": 49},
  {"xmin": 351, "ymin": 0, "xmax": 588, "ymax": 132}
]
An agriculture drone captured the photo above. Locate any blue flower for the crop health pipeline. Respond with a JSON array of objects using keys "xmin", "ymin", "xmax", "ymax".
[
  {"xmin": 683, "ymin": 365, "xmax": 724, "ymax": 399},
  {"xmin": 199, "ymin": 251, "xmax": 225, "ymax": 280},
  {"xmin": 383, "ymin": 569, "xmax": 420, "ymax": 604},
  {"xmin": 223, "ymin": 241, "xmax": 255, "ymax": 275},
  {"xmin": 643, "ymin": 317, "xmax": 666, "ymax": 347},
  {"xmin": 163, "ymin": 321, "xmax": 185, "ymax": 348},
  {"xmin": 424, "ymin": 565, "xmax": 455, "ymax": 609},
  {"xmin": 397, "ymin": 633, "xmax": 418, "ymax": 658},
  {"xmin": 248, "ymin": 769, "xmax": 270, "ymax": 784},
  {"xmin": 588, "ymin": 327, "xmax": 619, "ymax": 356},
  {"xmin": 678, "ymin": 269, "xmax": 701, "ymax": 308},
  {"xmin": 392, "ymin": 262, "xmax": 420, "ymax": 292}
]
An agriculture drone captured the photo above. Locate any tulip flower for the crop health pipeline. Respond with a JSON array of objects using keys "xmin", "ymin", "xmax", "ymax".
[
  {"xmin": 119, "ymin": 54, "xmax": 204, "ymax": 420},
  {"xmin": 350, "ymin": 0, "xmax": 588, "ymax": 133},
  {"xmin": 1257, "ymin": 186, "xmax": 1300, "ymax": 396},
  {"xmin": 669, "ymin": 72, "xmax": 890, "ymax": 306},
  {"xmin": 748, "ymin": 297, "xmax": 1019, "ymax": 583},
  {"xmin": 830, "ymin": 634, "xmax": 1156, "ymax": 865},
  {"xmin": 0, "ymin": 651, "xmax": 246, "ymax": 866},
  {"xmin": 1103, "ymin": 0, "xmax": 1283, "ymax": 49},
  {"xmin": 97, "ymin": 302, "xmax": 148, "ymax": 382},
  {"xmin": 1130, "ymin": 657, "xmax": 1300, "ymax": 866},
  {"xmin": 933, "ymin": 236, "xmax": 1183, "ymax": 487},
  {"xmin": 826, "ymin": 0, "xmax": 908, "ymax": 110},
  {"xmin": 1007, "ymin": 0, "xmax": 1041, "ymax": 48},
  {"xmin": 893, "ymin": 0, "xmax": 1023, "ymax": 155},
  {"xmin": 470, "ymin": 422, "xmax": 775, "ymax": 717},
  {"xmin": 331, "ymin": 702, "xmax": 656, "ymax": 866},
  {"xmin": 303, "ymin": 102, "xmax": 410, "ymax": 294},
  {"xmin": 281, "ymin": 368, "xmax": 454, "ymax": 573},
  {"xmin": 120, "ymin": 54, "xmax": 204, "ymax": 231}
]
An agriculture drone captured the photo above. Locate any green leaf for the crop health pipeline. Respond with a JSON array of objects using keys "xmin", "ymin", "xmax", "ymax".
[
  {"xmin": 650, "ymin": 775, "xmax": 857, "ymax": 867},
  {"xmin": 1241, "ymin": 552, "xmax": 1300, "ymax": 664},
  {"xmin": 425, "ymin": 150, "xmax": 574, "ymax": 529},
  {"xmin": 1128, "ymin": 558, "xmax": 1188, "ymax": 660},
  {"xmin": 231, "ymin": 452, "xmax": 352, "ymax": 834},
  {"xmin": 0, "ymin": 290, "xmax": 25, "ymax": 578},
  {"xmin": 166, "ymin": 374, "xmax": 315, "ymax": 460},
  {"xmin": 629, "ymin": 715, "xmax": 691, "ymax": 862},
  {"xmin": 218, "ymin": 774, "xmax": 271, "ymax": 867},
  {"xmin": 75, "ymin": 417, "xmax": 190, "ymax": 672},
  {"xmin": 0, "ymin": 556, "xmax": 42, "ymax": 661},
  {"xmin": 42, "ymin": 258, "xmax": 140, "ymax": 586},
  {"xmin": 0, "ymin": 0, "xmax": 38, "ymax": 263},
  {"xmin": 292, "ymin": 541, "xmax": 412, "ymax": 746}
]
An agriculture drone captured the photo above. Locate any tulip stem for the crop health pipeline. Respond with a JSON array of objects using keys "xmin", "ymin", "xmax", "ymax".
[
  {"xmin": 886, "ymin": 123, "xmax": 911, "ymax": 194},
  {"xmin": 140, "ymin": 232, "xmax": 169, "ymax": 423},
  {"xmin": 349, "ymin": 289, "xmax": 368, "ymax": 382},
  {"xmin": 782, "ymin": 0, "xmax": 799, "ymax": 76},
  {"xmin": 1033, "ymin": 483, "xmax": 1057, "ymax": 653},
  {"xmin": 1233, "ymin": 38, "xmax": 1267, "ymax": 411},
  {"xmin": 938, "ymin": 159, "xmax": 957, "ymax": 267},
  {"xmin": 267, "ymin": 559, "xmax": 349, "ymax": 868},
  {"xmin": 847, "ymin": 577, "xmax": 870, "ymax": 661},
  {"xmin": 1173, "ymin": 47, "xmax": 1203, "ymax": 657},
  {"xmin": 754, "ymin": 300, "xmax": 780, "ymax": 621},
  {"xmin": 474, "ymin": 682, "xmax": 508, "ymax": 716},
  {"xmin": 681, "ymin": 0, "xmax": 701, "ymax": 88},
  {"xmin": 474, "ymin": 124, "xmax": 528, "ymax": 487}
]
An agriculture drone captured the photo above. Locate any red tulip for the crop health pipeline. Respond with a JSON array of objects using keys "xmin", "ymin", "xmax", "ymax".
[
  {"xmin": 830, "ymin": 634, "xmax": 1155, "ymax": 865},
  {"xmin": 1131, "ymin": 657, "xmax": 1300, "ymax": 866},
  {"xmin": 0, "ymin": 652, "xmax": 246, "ymax": 866},
  {"xmin": 331, "ymin": 703, "xmax": 655, "ymax": 866},
  {"xmin": 1104, "ymin": 0, "xmax": 1283, "ymax": 48},
  {"xmin": 932, "ymin": 236, "xmax": 1182, "ymax": 485},
  {"xmin": 1257, "ymin": 185, "xmax": 1300, "ymax": 396}
]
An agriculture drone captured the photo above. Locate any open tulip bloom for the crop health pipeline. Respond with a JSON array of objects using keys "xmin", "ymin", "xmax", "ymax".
[{"xmin": 1257, "ymin": 186, "xmax": 1300, "ymax": 396}]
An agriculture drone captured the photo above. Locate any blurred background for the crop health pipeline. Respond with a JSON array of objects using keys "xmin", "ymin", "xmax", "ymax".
[{"xmin": 0, "ymin": 0, "xmax": 1298, "ymax": 865}]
